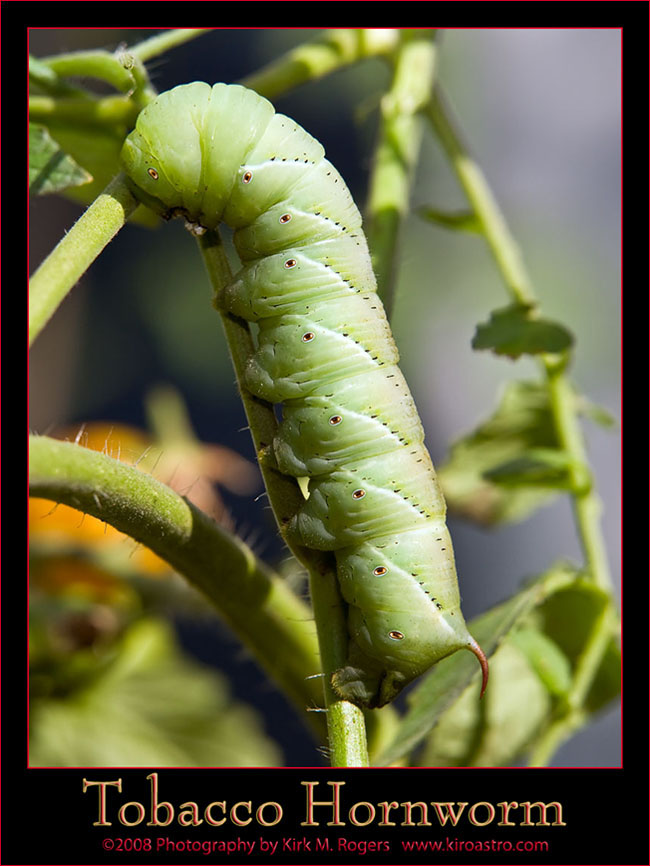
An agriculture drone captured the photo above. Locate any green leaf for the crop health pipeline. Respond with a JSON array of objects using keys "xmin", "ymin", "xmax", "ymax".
[
  {"xmin": 534, "ymin": 582, "xmax": 611, "ymax": 663},
  {"xmin": 30, "ymin": 121, "xmax": 158, "ymax": 225},
  {"xmin": 29, "ymin": 122, "xmax": 93, "ymax": 194},
  {"xmin": 483, "ymin": 447, "xmax": 573, "ymax": 488},
  {"xmin": 413, "ymin": 579, "xmax": 618, "ymax": 767},
  {"xmin": 510, "ymin": 626, "xmax": 572, "ymax": 697},
  {"xmin": 472, "ymin": 304, "xmax": 574, "ymax": 359},
  {"xmin": 577, "ymin": 396, "xmax": 618, "ymax": 429},
  {"xmin": 438, "ymin": 380, "xmax": 563, "ymax": 525},
  {"xmin": 418, "ymin": 206, "xmax": 481, "ymax": 233},
  {"xmin": 29, "ymin": 617, "xmax": 283, "ymax": 767},
  {"xmin": 417, "ymin": 641, "xmax": 553, "ymax": 767},
  {"xmin": 525, "ymin": 582, "xmax": 620, "ymax": 716},
  {"xmin": 374, "ymin": 565, "xmax": 576, "ymax": 766},
  {"xmin": 531, "ymin": 583, "xmax": 622, "ymax": 715}
]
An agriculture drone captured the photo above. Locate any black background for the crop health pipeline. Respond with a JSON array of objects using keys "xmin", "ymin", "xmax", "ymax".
[
  {"xmin": 1, "ymin": 766, "xmax": 646, "ymax": 864},
  {"xmin": 9, "ymin": 2, "xmax": 647, "ymax": 864}
]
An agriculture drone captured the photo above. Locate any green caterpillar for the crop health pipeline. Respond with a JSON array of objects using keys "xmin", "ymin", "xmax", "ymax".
[{"xmin": 121, "ymin": 81, "xmax": 488, "ymax": 708}]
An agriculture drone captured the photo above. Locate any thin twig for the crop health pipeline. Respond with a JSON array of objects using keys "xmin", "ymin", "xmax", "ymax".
[
  {"xmin": 196, "ymin": 230, "xmax": 369, "ymax": 767},
  {"xmin": 425, "ymin": 82, "xmax": 618, "ymax": 765},
  {"xmin": 365, "ymin": 29, "xmax": 437, "ymax": 318}
]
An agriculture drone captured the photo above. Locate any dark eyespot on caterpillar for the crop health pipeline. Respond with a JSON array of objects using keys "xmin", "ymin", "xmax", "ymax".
[{"xmin": 120, "ymin": 81, "xmax": 488, "ymax": 709}]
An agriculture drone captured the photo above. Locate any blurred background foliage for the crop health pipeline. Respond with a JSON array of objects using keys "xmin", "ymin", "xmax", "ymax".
[{"xmin": 29, "ymin": 28, "xmax": 620, "ymax": 766}]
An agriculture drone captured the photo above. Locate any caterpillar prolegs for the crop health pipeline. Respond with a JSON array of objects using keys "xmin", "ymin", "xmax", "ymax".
[{"xmin": 121, "ymin": 82, "xmax": 488, "ymax": 708}]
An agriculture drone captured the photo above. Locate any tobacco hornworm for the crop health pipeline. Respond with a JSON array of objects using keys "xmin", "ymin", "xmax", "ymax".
[{"xmin": 120, "ymin": 82, "xmax": 488, "ymax": 708}]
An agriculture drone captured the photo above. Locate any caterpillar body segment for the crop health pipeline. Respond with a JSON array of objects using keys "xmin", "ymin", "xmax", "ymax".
[{"xmin": 121, "ymin": 82, "xmax": 488, "ymax": 708}]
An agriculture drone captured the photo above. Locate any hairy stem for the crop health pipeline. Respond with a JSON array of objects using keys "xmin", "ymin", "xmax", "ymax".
[
  {"xmin": 29, "ymin": 434, "xmax": 325, "ymax": 736},
  {"xmin": 29, "ymin": 173, "xmax": 138, "ymax": 346},
  {"xmin": 197, "ymin": 230, "xmax": 369, "ymax": 767}
]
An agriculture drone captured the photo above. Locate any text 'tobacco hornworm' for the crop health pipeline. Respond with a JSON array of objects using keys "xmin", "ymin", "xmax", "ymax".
[{"xmin": 121, "ymin": 82, "xmax": 488, "ymax": 708}]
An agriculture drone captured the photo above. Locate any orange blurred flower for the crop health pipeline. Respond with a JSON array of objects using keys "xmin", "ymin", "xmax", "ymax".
[{"xmin": 30, "ymin": 418, "xmax": 261, "ymax": 582}]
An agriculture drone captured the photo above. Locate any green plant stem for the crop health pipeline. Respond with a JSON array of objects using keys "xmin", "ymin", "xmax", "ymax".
[
  {"xmin": 29, "ymin": 54, "xmax": 89, "ymax": 97},
  {"xmin": 425, "ymin": 86, "xmax": 612, "ymax": 593},
  {"xmin": 544, "ymin": 360, "xmax": 611, "ymax": 591},
  {"xmin": 528, "ymin": 601, "xmax": 617, "ymax": 766},
  {"xmin": 196, "ymin": 230, "xmax": 369, "ymax": 767},
  {"xmin": 29, "ymin": 94, "xmax": 140, "ymax": 128},
  {"xmin": 42, "ymin": 49, "xmax": 153, "ymax": 107},
  {"xmin": 240, "ymin": 28, "xmax": 400, "ymax": 101},
  {"xmin": 306, "ymin": 550, "xmax": 369, "ymax": 767},
  {"xmin": 43, "ymin": 50, "xmax": 136, "ymax": 91},
  {"xmin": 129, "ymin": 28, "xmax": 212, "ymax": 62},
  {"xmin": 196, "ymin": 232, "xmax": 308, "ymax": 527},
  {"xmin": 145, "ymin": 385, "xmax": 199, "ymax": 446},
  {"xmin": 242, "ymin": 26, "xmax": 436, "ymax": 320},
  {"xmin": 31, "ymin": 30, "xmax": 205, "ymax": 125},
  {"xmin": 426, "ymin": 82, "xmax": 617, "ymax": 764},
  {"xmin": 365, "ymin": 30, "xmax": 437, "ymax": 319},
  {"xmin": 29, "ymin": 173, "xmax": 138, "ymax": 346},
  {"xmin": 29, "ymin": 434, "xmax": 326, "ymax": 738},
  {"xmin": 425, "ymin": 88, "xmax": 536, "ymax": 307}
]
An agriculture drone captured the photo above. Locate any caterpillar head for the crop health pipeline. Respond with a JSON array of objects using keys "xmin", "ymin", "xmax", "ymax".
[
  {"xmin": 121, "ymin": 81, "xmax": 277, "ymax": 230},
  {"xmin": 120, "ymin": 82, "xmax": 213, "ymax": 224}
]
